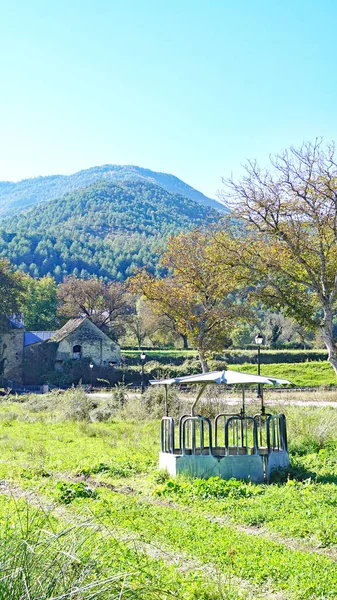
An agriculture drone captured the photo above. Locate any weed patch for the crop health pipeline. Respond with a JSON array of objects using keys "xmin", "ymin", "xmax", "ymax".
[{"xmin": 56, "ymin": 481, "xmax": 99, "ymax": 504}]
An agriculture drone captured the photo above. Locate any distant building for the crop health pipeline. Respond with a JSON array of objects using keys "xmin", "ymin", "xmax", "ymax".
[
  {"xmin": 48, "ymin": 317, "xmax": 120, "ymax": 370},
  {"xmin": 1, "ymin": 317, "xmax": 120, "ymax": 386}
]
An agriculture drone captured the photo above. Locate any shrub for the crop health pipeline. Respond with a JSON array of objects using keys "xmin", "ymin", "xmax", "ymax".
[
  {"xmin": 89, "ymin": 400, "xmax": 116, "ymax": 422},
  {"xmin": 123, "ymin": 349, "xmax": 329, "ymax": 367},
  {"xmin": 24, "ymin": 389, "xmax": 64, "ymax": 412},
  {"xmin": 142, "ymin": 385, "xmax": 183, "ymax": 419},
  {"xmin": 61, "ymin": 387, "xmax": 96, "ymax": 421},
  {"xmin": 56, "ymin": 481, "xmax": 98, "ymax": 504}
]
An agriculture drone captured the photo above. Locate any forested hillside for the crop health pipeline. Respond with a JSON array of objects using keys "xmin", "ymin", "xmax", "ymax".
[
  {"xmin": 0, "ymin": 180, "xmax": 219, "ymax": 281},
  {"xmin": 0, "ymin": 164, "xmax": 225, "ymax": 218}
]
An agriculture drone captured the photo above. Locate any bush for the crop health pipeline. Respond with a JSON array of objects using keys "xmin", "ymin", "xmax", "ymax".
[
  {"xmin": 24, "ymin": 389, "xmax": 65, "ymax": 412},
  {"xmin": 142, "ymin": 386, "xmax": 183, "ymax": 419},
  {"xmin": 122, "ymin": 349, "xmax": 329, "ymax": 367},
  {"xmin": 56, "ymin": 481, "xmax": 98, "ymax": 504},
  {"xmin": 61, "ymin": 387, "xmax": 96, "ymax": 421},
  {"xmin": 89, "ymin": 400, "xmax": 116, "ymax": 422},
  {"xmin": 90, "ymin": 384, "xmax": 130, "ymax": 422}
]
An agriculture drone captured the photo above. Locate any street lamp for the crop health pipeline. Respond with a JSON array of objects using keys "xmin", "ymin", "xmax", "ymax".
[
  {"xmin": 254, "ymin": 334, "xmax": 263, "ymax": 402},
  {"xmin": 89, "ymin": 361, "xmax": 94, "ymax": 389},
  {"xmin": 140, "ymin": 352, "xmax": 146, "ymax": 394}
]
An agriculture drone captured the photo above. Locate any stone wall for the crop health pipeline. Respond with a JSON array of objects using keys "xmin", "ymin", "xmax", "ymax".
[
  {"xmin": 1, "ymin": 330, "xmax": 24, "ymax": 383},
  {"xmin": 23, "ymin": 341, "xmax": 58, "ymax": 384},
  {"xmin": 55, "ymin": 320, "xmax": 120, "ymax": 368}
]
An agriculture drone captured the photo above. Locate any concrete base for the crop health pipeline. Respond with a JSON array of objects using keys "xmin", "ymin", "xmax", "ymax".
[
  {"xmin": 159, "ymin": 452, "xmax": 265, "ymax": 483},
  {"xmin": 159, "ymin": 449, "xmax": 290, "ymax": 483},
  {"xmin": 266, "ymin": 450, "xmax": 290, "ymax": 481}
]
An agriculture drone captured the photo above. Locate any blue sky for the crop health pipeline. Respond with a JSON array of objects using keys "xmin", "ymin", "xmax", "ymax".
[{"xmin": 1, "ymin": 0, "xmax": 337, "ymax": 198}]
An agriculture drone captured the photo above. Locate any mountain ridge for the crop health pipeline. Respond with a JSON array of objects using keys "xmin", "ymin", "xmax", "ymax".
[
  {"xmin": 0, "ymin": 164, "xmax": 225, "ymax": 218},
  {"xmin": 0, "ymin": 179, "xmax": 220, "ymax": 281}
]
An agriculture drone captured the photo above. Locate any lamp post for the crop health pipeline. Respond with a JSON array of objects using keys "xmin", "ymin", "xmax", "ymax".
[
  {"xmin": 140, "ymin": 352, "xmax": 146, "ymax": 394},
  {"xmin": 254, "ymin": 333, "xmax": 263, "ymax": 404},
  {"xmin": 89, "ymin": 361, "xmax": 94, "ymax": 389}
]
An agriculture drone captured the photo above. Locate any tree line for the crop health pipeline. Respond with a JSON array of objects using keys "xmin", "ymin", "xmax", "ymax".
[
  {"xmin": 2, "ymin": 139, "xmax": 337, "ymax": 376},
  {"xmin": 131, "ymin": 139, "xmax": 337, "ymax": 374}
]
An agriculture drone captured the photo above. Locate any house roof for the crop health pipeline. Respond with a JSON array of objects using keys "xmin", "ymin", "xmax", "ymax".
[
  {"xmin": 49, "ymin": 317, "xmax": 87, "ymax": 343},
  {"xmin": 24, "ymin": 331, "xmax": 57, "ymax": 346}
]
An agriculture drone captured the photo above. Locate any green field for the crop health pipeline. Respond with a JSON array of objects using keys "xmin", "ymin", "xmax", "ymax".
[
  {"xmin": 123, "ymin": 350, "xmax": 337, "ymax": 387},
  {"xmin": 228, "ymin": 361, "xmax": 337, "ymax": 387},
  {"xmin": 1, "ymin": 390, "xmax": 337, "ymax": 598},
  {"xmin": 122, "ymin": 348, "xmax": 329, "ymax": 365}
]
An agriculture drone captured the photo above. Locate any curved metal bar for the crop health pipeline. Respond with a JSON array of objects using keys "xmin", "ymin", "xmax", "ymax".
[
  {"xmin": 253, "ymin": 412, "xmax": 272, "ymax": 447},
  {"xmin": 225, "ymin": 416, "xmax": 258, "ymax": 455},
  {"xmin": 160, "ymin": 416, "xmax": 175, "ymax": 453},
  {"xmin": 182, "ymin": 416, "xmax": 213, "ymax": 456},
  {"xmin": 179, "ymin": 414, "xmax": 193, "ymax": 449},
  {"xmin": 266, "ymin": 415, "xmax": 287, "ymax": 452},
  {"xmin": 214, "ymin": 413, "xmax": 240, "ymax": 447},
  {"xmin": 279, "ymin": 413, "xmax": 288, "ymax": 451},
  {"xmin": 164, "ymin": 384, "xmax": 169, "ymax": 417}
]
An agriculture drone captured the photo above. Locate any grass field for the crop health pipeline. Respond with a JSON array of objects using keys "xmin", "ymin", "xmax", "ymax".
[
  {"xmin": 125, "ymin": 357, "xmax": 336, "ymax": 387},
  {"xmin": 228, "ymin": 361, "xmax": 337, "ymax": 387},
  {"xmin": 122, "ymin": 349, "xmax": 329, "ymax": 362},
  {"xmin": 1, "ymin": 389, "xmax": 337, "ymax": 598},
  {"xmin": 121, "ymin": 349, "xmax": 336, "ymax": 387}
]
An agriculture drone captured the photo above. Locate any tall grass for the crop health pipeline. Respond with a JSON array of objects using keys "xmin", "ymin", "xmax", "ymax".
[{"xmin": 0, "ymin": 499, "xmax": 151, "ymax": 600}]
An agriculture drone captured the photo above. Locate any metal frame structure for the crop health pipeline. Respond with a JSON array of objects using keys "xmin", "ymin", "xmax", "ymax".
[{"xmin": 152, "ymin": 369, "xmax": 292, "ymax": 483}]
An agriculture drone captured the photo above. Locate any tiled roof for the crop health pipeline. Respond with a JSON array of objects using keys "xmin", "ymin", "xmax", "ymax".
[{"xmin": 49, "ymin": 317, "xmax": 87, "ymax": 343}]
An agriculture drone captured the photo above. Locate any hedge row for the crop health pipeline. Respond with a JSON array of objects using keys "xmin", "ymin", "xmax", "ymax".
[{"xmin": 122, "ymin": 349, "xmax": 329, "ymax": 366}]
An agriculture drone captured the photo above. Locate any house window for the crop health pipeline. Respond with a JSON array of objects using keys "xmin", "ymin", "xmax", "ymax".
[{"xmin": 73, "ymin": 345, "xmax": 82, "ymax": 360}]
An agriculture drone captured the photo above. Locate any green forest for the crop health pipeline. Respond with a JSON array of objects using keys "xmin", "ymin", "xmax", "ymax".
[
  {"xmin": 0, "ymin": 180, "xmax": 218, "ymax": 281},
  {"xmin": 0, "ymin": 164, "xmax": 224, "ymax": 217}
]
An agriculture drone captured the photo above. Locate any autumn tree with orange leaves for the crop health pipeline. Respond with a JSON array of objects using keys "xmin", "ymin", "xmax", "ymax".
[{"xmin": 129, "ymin": 230, "xmax": 248, "ymax": 371}]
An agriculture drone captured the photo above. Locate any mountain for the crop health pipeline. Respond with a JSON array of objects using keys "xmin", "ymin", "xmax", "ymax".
[
  {"xmin": 0, "ymin": 165, "xmax": 225, "ymax": 218},
  {"xmin": 0, "ymin": 179, "xmax": 220, "ymax": 281}
]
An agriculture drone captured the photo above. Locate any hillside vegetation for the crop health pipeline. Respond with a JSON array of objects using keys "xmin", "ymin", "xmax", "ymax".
[
  {"xmin": 0, "ymin": 180, "xmax": 218, "ymax": 281},
  {"xmin": 0, "ymin": 164, "xmax": 225, "ymax": 218}
]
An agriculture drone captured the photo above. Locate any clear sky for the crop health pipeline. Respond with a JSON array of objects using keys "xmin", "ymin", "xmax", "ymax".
[{"xmin": 1, "ymin": 0, "xmax": 337, "ymax": 198}]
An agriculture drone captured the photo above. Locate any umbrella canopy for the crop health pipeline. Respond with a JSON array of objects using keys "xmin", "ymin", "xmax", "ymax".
[{"xmin": 149, "ymin": 369, "xmax": 292, "ymax": 387}]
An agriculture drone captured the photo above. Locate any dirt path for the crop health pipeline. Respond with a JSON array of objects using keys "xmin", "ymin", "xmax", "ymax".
[
  {"xmin": 0, "ymin": 479, "xmax": 284, "ymax": 600},
  {"xmin": 58, "ymin": 473, "xmax": 337, "ymax": 563},
  {"xmin": 88, "ymin": 391, "xmax": 337, "ymax": 408}
]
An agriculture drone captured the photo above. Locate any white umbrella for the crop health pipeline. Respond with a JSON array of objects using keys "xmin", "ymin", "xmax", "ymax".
[
  {"xmin": 149, "ymin": 369, "xmax": 292, "ymax": 415},
  {"xmin": 150, "ymin": 369, "xmax": 291, "ymax": 387}
]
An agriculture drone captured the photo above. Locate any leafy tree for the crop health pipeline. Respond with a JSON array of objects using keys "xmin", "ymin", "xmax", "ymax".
[
  {"xmin": 231, "ymin": 324, "xmax": 252, "ymax": 348},
  {"xmin": 57, "ymin": 276, "xmax": 132, "ymax": 340},
  {"xmin": 23, "ymin": 276, "xmax": 59, "ymax": 330},
  {"xmin": 0, "ymin": 259, "xmax": 26, "ymax": 330},
  {"xmin": 126, "ymin": 297, "xmax": 162, "ymax": 349},
  {"xmin": 217, "ymin": 139, "xmax": 337, "ymax": 376},
  {"xmin": 129, "ymin": 230, "xmax": 247, "ymax": 371}
]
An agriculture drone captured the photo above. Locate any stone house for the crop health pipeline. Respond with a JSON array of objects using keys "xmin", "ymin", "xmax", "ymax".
[
  {"xmin": 48, "ymin": 317, "xmax": 120, "ymax": 370},
  {"xmin": 1, "ymin": 317, "xmax": 120, "ymax": 386}
]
